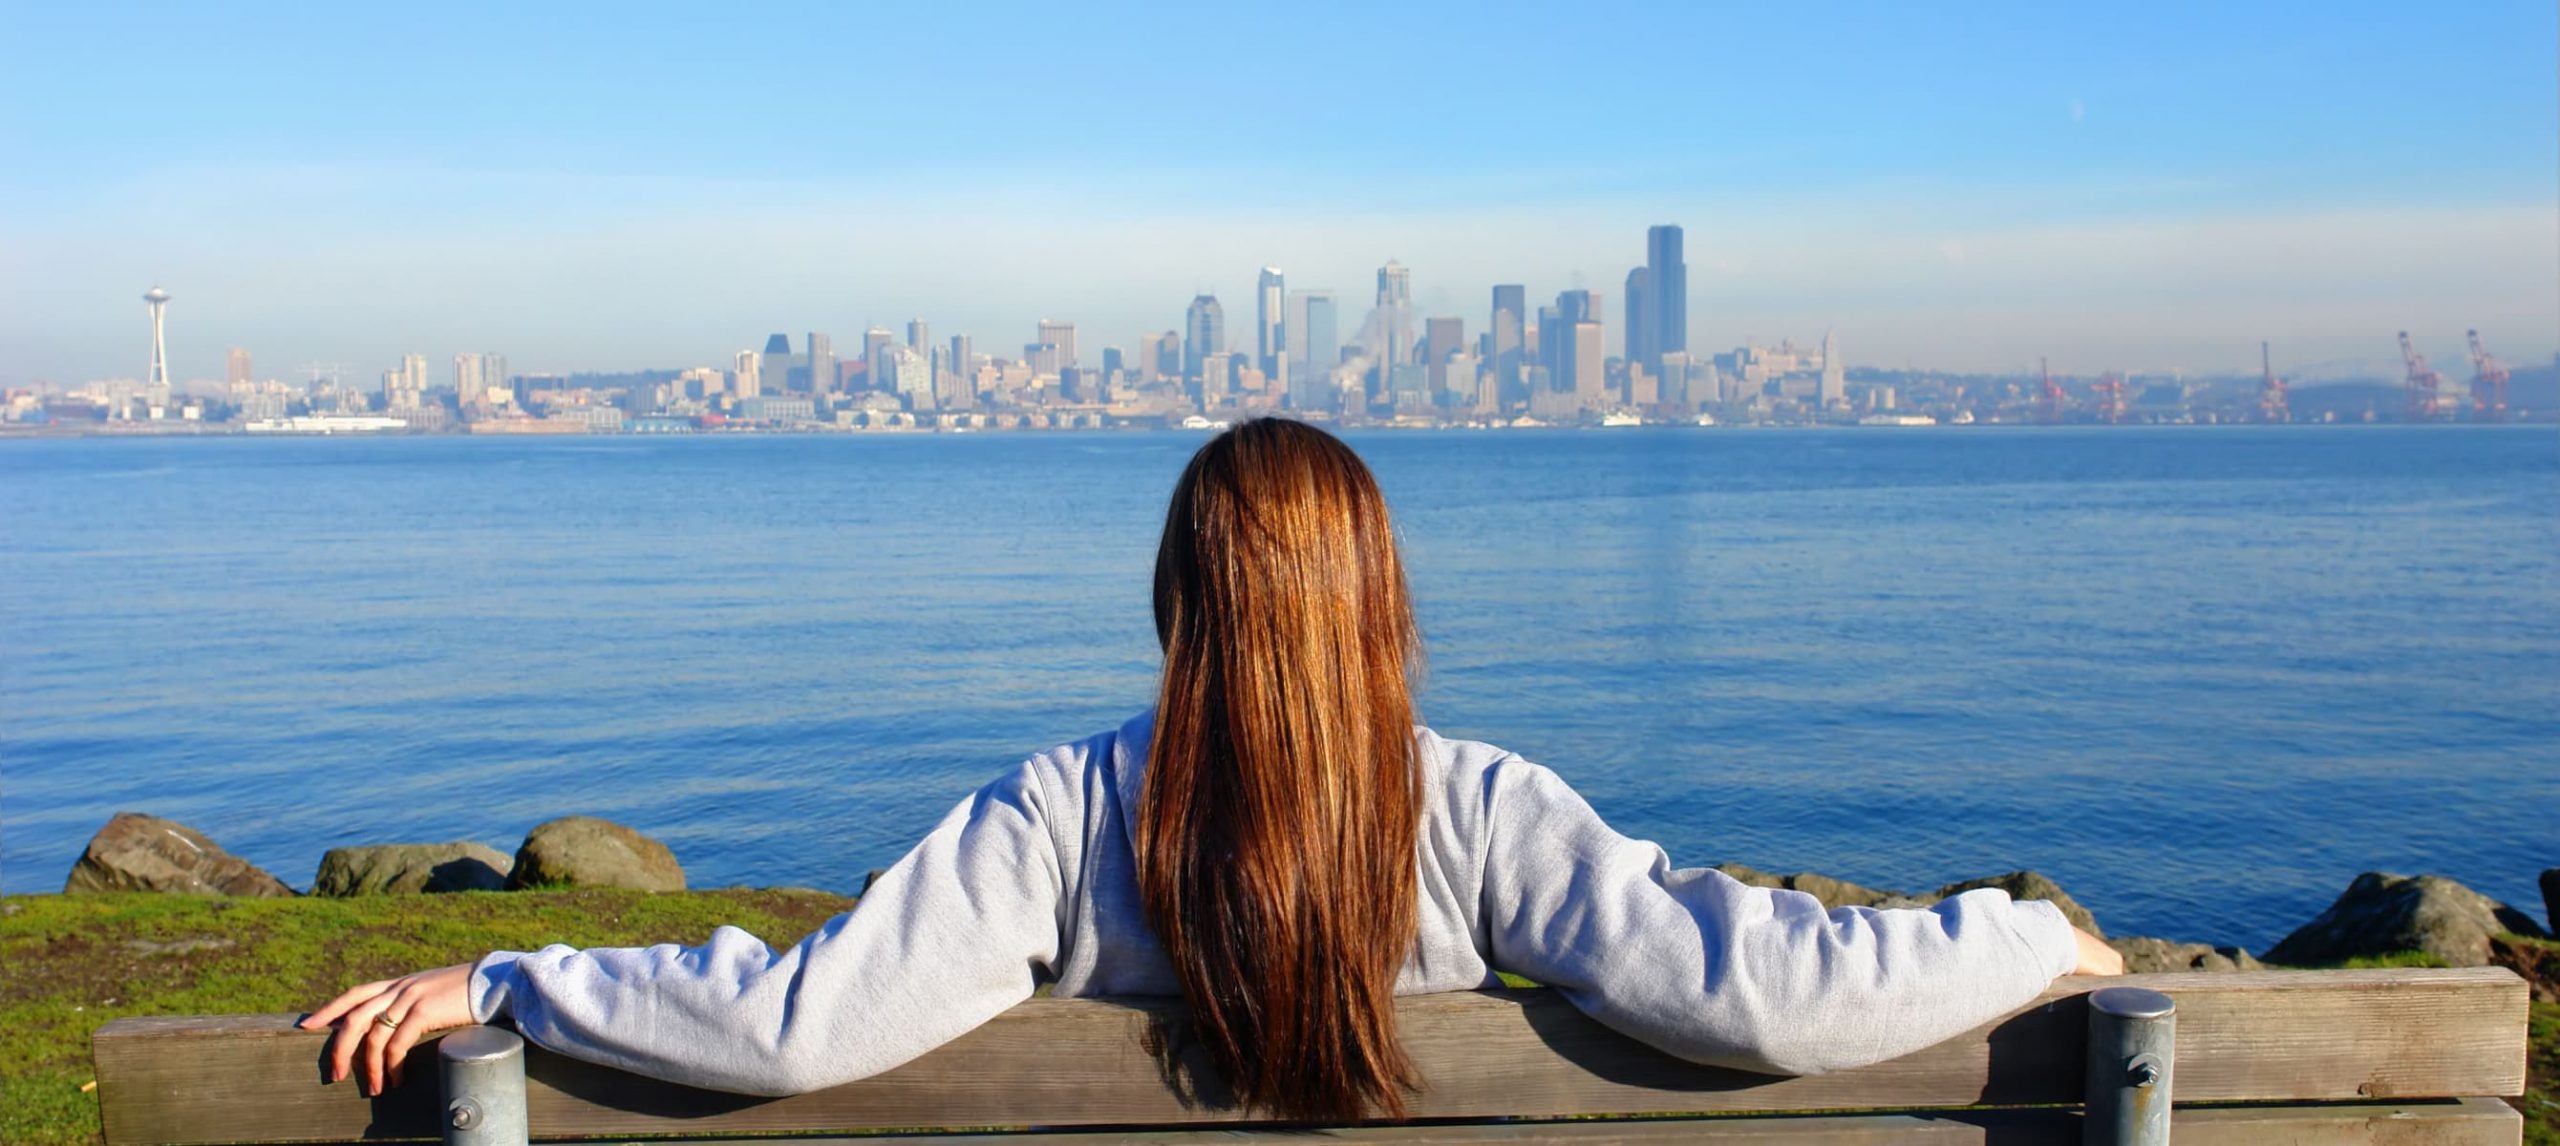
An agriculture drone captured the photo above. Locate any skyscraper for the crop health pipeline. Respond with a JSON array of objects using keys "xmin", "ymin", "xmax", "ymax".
[
  {"xmin": 1645, "ymin": 224, "xmax": 1686, "ymax": 370},
  {"xmin": 734, "ymin": 349, "xmax": 762, "ymax": 398},
  {"xmin": 1285, "ymin": 289, "xmax": 1336, "ymax": 372},
  {"xmin": 807, "ymin": 332, "xmax": 835, "ymax": 398},
  {"xmin": 1300, "ymin": 292, "xmax": 1337, "ymax": 374},
  {"xmin": 1256, "ymin": 267, "xmax": 1285, "ymax": 376},
  {"xmin": 949, "ymin": 334, "xmax": 973, "ymax": 386},
  {"xmin": 1376, "ymin": 261, "xmax": 1414, "ymax": 368},
  {"xmin": 761, "ymin": 333, "xmax": 792, "ymax": 396},
  {"xmin": 1569, "ymin": 321, "xmax": 1604, "ymax": 406},
  {"xmin": 1184, "ymin": 295, "xmax": 1224, "ymax": 380},
  {"xmin": 864, "ymin": 328, "xmax": 894, "ymax": 391},
  {"xmin": 1425, "ymin": 316, "xmax": 1464, "ymax": 365},
  {"xmin": 226, "ymin": 347, "xmax": 251, "ymax": 386},
  {"xmin": 143, "ymin": 286, "xmax": 170, "ymax": 393},
  {"xmin": 1624, "ymin": 267, "xmax": 1652, "ymax": 367},
  {"xmin": 907, "ymin": 318, "xmax": 930, "ymax": 352},
  {"xmin": 1491, "ymin": 285, "xmax": 1525, "ymax": 396},
  {"xmin": 1037, "ymin": 320, "xmax": 1077, "ymax": 370},
  {"xmin": 1819, "ymin": 329, "xmax": 1845, "ymax": 407}
]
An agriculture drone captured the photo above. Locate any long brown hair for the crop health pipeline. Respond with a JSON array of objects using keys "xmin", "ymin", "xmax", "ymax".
[{"xmin": 1138, "ymin": 417, "xmax": 1423, "ymax": 1122}]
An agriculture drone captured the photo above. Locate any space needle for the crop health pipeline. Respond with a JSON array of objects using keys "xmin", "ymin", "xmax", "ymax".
[{"xmin": 144, "ymin": 285, "xmax": 171, "ymax": 392}]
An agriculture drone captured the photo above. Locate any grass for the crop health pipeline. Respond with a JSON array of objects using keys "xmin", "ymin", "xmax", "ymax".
[
  {"xmin": 5, "ymin": 894, "xmax": 2554, "ymax": 1145},
  {"xmin": 2527, "ymin": 1000, "xmax": 2560, "ymax": 1146},
  {"xmin": 0, "ymin": 889, "xmax": 855, "ymax": 1146}
]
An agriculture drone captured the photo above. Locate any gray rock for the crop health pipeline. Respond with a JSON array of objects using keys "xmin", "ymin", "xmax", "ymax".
[
  {"xmin": 1927, "ymin": 871, "xmax": 2101, "ymax": 938},
  {"xmin": 313, "ymin": 842, "xmax": 511, "ymax": 896},
  {"xmin": 2263, "ymin": 872, "xmax": 2549, "ymax": 968},
  {"xmin": 1711, "ymin": 864, "xmax": 1912, "ymax": 911},
  {"xmin": 64, "ymin": 812, "xmax": 295, "ymax": 897},
  {"xmin": 507, "ymin": 816, "xmax": 684, "ymax": 892},
  {"xmin": 2108, "ymin": 936, "xmax": 2262, "ymax": 974},
  {"xmin": 2541, "ymin": 868, "xmax": 2558, "ymax": 937}
]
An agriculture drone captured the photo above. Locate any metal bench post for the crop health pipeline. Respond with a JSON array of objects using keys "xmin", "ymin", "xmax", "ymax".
[
  {"xmin": 440, "ymin": 1026, "xmax": 528, "ymax": 1146},
  {"xmin": 2083, "ymin": 986, "xmax": 2175, "ymax": 1146}
]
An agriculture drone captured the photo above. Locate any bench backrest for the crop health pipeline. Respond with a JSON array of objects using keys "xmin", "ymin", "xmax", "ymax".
[{"xmin": 91, "ymin": 968, "xmax": 2528, "ymax": 1144}]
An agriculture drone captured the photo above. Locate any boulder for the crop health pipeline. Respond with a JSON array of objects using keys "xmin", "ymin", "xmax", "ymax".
[
  {"xmin": 64, "ymin": 813, "xmax": 295, "ymax": 897},
  {"xmin": 2263, "ymin": 872, "xmax": 2549, "ymax": 968},
  {"xmin": 1711, "ymin": 864, "xmax": 1915, "ymax": 910},
  {"xmin": 2541, "ymin": 868, "xmax": 2558, "ymax": 937},
  {"xmin": 313, "ymin": 842, "xmax": 511, "ymax": 896},
  {"xmin": 2488, "ymin": 933, "xmax": 2559, "ymax": 1004},
  {"xmin": 1927, "ymin": 871, "xmax": 2101, "ymax": 937},
  {"xmin": 2108, "ymin": 936, "xmax": 2262, "ymax": 974},
  {"xmin": 507, "ymin": 817, "xmax": 684, "ymax": 892}
]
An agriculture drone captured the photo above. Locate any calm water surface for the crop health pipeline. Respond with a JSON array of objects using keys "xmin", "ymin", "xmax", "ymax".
[{"xmin": 4, "ymin": 427, "xmax": 2554, "ymax": 951}]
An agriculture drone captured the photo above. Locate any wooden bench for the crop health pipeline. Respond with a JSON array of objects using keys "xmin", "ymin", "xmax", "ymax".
[{"xmin": 92, "ymin": 967, "xmax": 2529, "ymax": 1145}]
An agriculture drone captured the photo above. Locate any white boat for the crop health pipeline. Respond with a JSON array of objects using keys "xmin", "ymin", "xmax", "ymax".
[
  {"xmin": 243, "ymin": 415, "xmax": 409, "ymax": 434},
  {"xmin": 1598, "ymin": 411, "xmax": 1642, "ymax": 427}
]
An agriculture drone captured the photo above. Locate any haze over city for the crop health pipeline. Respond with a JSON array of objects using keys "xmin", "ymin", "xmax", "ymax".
[{"xmin": 3, "ymin": 1, "xmax": 2555, "ymax": 387}]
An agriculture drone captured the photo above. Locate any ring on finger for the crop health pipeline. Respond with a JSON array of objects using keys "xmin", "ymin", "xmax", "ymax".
[{"xmin": 375, "ymin": 1011, "xmax": 402, "ymax": 1031}]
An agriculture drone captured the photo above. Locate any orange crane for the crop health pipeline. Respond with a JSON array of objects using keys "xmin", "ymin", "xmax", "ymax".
[
  {"xmin": 2038, "ymin": 357, "xmax": 2067, "ymax": 424},
  {"xmin": 2397, "ymin": 332, "xmax": 2446, "ymax": 422},
  {"xmin": 2465, "ymin": 329, "xmax": 2508, "ymax": 422},
  {"xmin": 2258, "ymin": 342, "xmax": 2289, "ymax": 423},
  {"xmin": 2090, "ymin": 371, "xmax": 2127, "ymax": 423}
]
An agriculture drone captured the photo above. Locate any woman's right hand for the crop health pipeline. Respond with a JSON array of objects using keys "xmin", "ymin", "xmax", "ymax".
[{"xmin": 2071, "ymin": 927, "xmax": 2126, "ymax": 976}]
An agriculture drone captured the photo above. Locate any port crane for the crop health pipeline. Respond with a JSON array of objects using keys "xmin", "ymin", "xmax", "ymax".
[
  {"xmin": 2038, "ymin": 357, "xmax": 2067, "ymax": 424},
  {"xmin": 2396, "ymin": 332, "xmax": 2446, "ymax": 422},
  {"xmin": 2259, "ymin": 342, "xmax": 2289, "ymax": 423},
  {"xmin": 2465, "ymin": 329, "xmax": 2508, "ymax": 422}
]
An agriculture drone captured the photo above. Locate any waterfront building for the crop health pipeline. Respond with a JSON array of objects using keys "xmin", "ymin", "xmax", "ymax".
[
  {"xmin": 1184, "ymin": 295, "xmax": 1224, "ymax": 381},
  {"xmin": 1256, "ymin": 267, "xmax": 1285, "ymax": 376},
  {"xmin": 1038, "ymin": 320, "xmax": 1077, "ymax": 370},
  {"xmin": 1645, "ymin": 224, "xmax": 1686, "ymax": 372}
]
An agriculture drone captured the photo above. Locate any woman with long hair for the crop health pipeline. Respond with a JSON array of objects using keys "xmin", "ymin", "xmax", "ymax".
[{"xmin": 306, "ymin": 417, "xmax": 2121, "ymax": 1121}]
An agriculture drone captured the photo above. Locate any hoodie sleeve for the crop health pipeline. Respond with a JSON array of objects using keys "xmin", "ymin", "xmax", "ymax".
[
  {"xmin": 465, "ymin": 759, "xmax": 1064, "ymax": 1095},
  {"xmin": 1477, "ymin": 755, "xmax": 2079, "ymax": 1076}
]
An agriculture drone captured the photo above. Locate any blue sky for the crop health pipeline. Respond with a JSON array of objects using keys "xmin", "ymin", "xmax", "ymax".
[{"xmin": 4, "ymin": 1, "xmax": 2554, "ymax": 384}]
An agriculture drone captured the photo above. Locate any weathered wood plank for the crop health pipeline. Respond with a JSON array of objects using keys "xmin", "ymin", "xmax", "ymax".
[
  {"xmin": 612, "ymin": 1098, "xmax": 2526, "ymax": 1144},
  {"xmin": 93, "ymin": 969, "xmax": 2527, "ymax": 1145}
]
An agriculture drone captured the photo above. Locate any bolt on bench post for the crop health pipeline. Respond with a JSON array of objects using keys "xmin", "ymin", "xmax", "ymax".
[
  {"xmin": 439, "ymin": 1026, "xmax": 528, "ymax": 1146},
  {"xmin": 2083, "ymin": 986, "xmax": 2175, "ymax": 1146}
]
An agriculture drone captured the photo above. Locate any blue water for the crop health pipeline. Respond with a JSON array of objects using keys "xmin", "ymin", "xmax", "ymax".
[{"xmin": 3, "ymin": 428, "xmax": 2554, "ymax": 952}]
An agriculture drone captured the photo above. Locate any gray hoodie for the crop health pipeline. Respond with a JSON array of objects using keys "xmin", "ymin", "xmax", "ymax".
[{"xmin": 470, "ymin": 711, "xmax": 2080, "ymax": 1095}]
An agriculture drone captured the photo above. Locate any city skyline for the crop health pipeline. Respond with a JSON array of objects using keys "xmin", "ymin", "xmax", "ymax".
[{"xmin": 4, "ymin": 3, "xmax": 2555, "ymax": 384}]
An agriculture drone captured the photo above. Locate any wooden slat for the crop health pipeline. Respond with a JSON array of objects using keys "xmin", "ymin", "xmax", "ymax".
[
  {"xmin": 649, "ymin": 1099, "xmax": 2528, "ymax": 1144},
  {"xmin": 92, "ymin": 969, "xmax": 2527, "ymax": 1145}
]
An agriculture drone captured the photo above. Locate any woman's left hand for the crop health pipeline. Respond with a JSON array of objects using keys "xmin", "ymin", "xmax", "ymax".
[{"xmin": 299, "ymin": 962, "xmax": 478, "ymax": 1096}]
